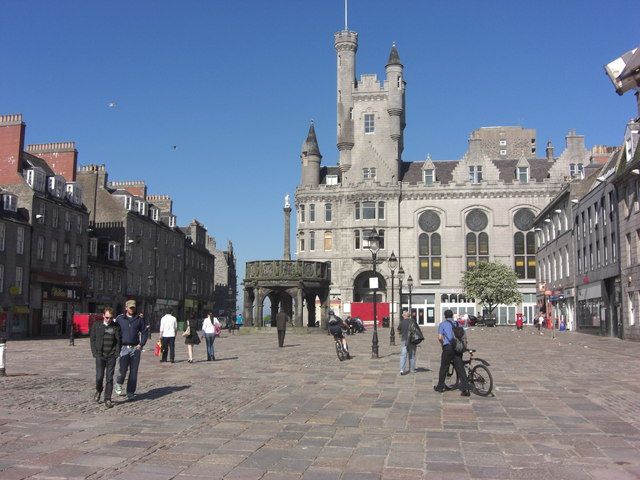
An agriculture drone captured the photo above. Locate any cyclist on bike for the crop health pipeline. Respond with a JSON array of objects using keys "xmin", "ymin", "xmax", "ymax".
[
  {"xmin": 328, "ymin": 310, "xmax": 351, "ymax": 358},
  {"xmin": 434, "ymin": 309, "xmax": 470, "ymax": 396}
]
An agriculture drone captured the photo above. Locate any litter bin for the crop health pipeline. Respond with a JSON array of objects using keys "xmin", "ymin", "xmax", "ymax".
[{"xmin": 382, "ymin": 317, "xmax": 390, "ymax": 328}]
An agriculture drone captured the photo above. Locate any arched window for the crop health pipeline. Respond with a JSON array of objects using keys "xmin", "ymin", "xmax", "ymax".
[
  {"xmin": 513, "ymin": 209, "xmax": 536, "ymax": 279},
  {"xmin": 417, "ymin": 211, "xmax": 442, "ymax": 280}
]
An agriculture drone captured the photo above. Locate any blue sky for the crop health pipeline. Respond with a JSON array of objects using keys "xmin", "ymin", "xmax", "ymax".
[{"xmin": 1, "ymin": 1, "xmax": 638, "ymax": 292}]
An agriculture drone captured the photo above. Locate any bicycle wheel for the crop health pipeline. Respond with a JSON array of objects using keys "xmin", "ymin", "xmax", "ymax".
[
  {"xmin": 335, "ymin": 341, "xmax": 346, "ymax": 361},
  {"xmin": 444, "ymin": 363, "xmax": 459, "ymax": 390},
  {"xmin": 470, "ymin": 364, "xmax": 493, "ymax": 396}
]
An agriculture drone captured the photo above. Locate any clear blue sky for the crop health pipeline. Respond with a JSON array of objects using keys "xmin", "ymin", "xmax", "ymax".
[{"xmin": 1, "ymin": 1, "xmax": 638, "ymax": 289}]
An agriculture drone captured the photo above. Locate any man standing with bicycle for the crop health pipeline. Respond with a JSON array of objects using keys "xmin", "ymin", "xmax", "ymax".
[{"xmin": 434, "ymin": 310, "xmax": 470, "ymax": 396}]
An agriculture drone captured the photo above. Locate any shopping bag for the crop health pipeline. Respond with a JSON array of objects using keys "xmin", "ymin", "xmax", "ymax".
[{"xmin": 154, "ymin": 340, "xmax": 162, "ymax": 357}]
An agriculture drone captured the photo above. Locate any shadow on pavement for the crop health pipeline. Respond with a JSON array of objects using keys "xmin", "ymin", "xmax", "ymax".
[
  {"xmin": 213, "ymin": 356, "xmax": 239, "ymax": 361},
  {"xmin": 282, "ymin": 344, "xmax": 301, "ymax": 348},
  {"xmin": 136, "ymin": 385, "xmax": 190, "ymax": 400}
]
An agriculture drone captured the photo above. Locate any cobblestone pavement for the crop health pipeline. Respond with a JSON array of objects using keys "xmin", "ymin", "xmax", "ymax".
[{"xmin": 1, "ymin": 327, "xmax": 640, "ymax": 479}]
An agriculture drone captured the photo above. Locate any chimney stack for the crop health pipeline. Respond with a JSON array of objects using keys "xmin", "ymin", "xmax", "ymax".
[
  {"xmin": 0, "ymin": 114, "xmax": 26, "ymax": 185},
  {"xmin": 26, "ymin": 142, "xmax": 78, "ymax": 181},
  {"xmin": 546, "ymin": 140, "xmax": 554, "ymax": 161}
]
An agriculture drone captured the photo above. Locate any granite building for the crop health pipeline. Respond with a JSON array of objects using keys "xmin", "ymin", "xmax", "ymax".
[{"xmin": 294, "ymin": 26, "xmax": 592, "ymax": 327}]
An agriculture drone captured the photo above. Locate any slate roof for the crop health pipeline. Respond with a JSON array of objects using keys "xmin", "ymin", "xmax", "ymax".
[
  {"xmin": 493, "ymin": 158, "xmax": 552, "ymax": 183},
  {"xmin": 21, "ymin": 151, "xmax": 55, "ymax": 176},
  {"xmin": 320, "ymin": 166, "xmax": 341, "ymax": 184},
  {"xmin": 387, "ymin": 44, "xmax": 401, "ymax": 67}
]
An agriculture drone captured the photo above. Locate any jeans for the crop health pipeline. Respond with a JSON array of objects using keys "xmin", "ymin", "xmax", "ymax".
[
  {"xmin": 204, "ymin": 333, "xmax": 216, "ymax": 359},
  {"xmin": 161, "ymin": 336, "xmax": 175, "ymax": 362},
  {"xmin": 117, "ymin": 346, "xmax": 141, "ymax": 394},
  {"xmin": 399, "ymin": 342, "xmax": 416, "ymax": 372},
  {"xmin": 95, "ymin": 356, "xmax": 117, "ymax": 400},
  {"xmin": 436, "ymin": 345, "xmax": 469, "ymax": 392}
]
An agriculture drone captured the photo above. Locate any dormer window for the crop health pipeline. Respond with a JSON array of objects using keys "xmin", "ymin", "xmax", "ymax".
[
  {"xmin": 169, "ymin": 215, "xmax": 176, "ymax": 228},
  {"xmin": 570, "ymin": 163, "xmax": 584, "ymax": 178},
  {"xmin": 517, "ymin": 166, "xmax": 529, "ymax": 183},
  {"xmin": 151, "ymin": 207, "xmax": 160, "ymax": 222},
  {"xmin": 326, "ymin": 174, "xmax": 339, "ymax": 185},
  {"xmin": 48, "ymin": 176, "xmax": 65, "ymax": 198},
  {"xmin": 423, "ymin": 169, "xmax": 435, "ymax": 185},
  {"xmin": 469, "ymin": 166, "xmax": 483, "ymax": 184},
  {"xmin": 3, "ymin": 194, "xmax": 17, "ymax": 212},
  {"xmin": 65, "ymin": 183, "xmax": 83, "ymax": 205},
  {"xmin": 136, "ymin": 200, "xmax": 147, "ymax": 216},
  {"xmin": 364, "ymin": 114, "xmax": 375, "ymax": 134},
  {"xmin": 25, "ymin": 168, "xmax": 46, "ymax": 192},
  {"xmin": 123, "ymin": 196, "xmax": 133, "ymax": 211},
  {"xmin": 363, "ymin": 167, "xmax": 376, "ymax": 180}
]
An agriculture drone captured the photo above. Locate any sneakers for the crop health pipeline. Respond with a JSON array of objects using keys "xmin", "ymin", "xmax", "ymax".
[
  {"xmin": 400, "ymin": 371, "xmax": 408, "ymax": 376},
  {"xmin": 433, "ymin": 386, "xmax": 445, "ymax": 393},
  {"xmin": 105, "ymin": 400, "xmax": 114, "ymax": 409},
  {"xmin": 93, "ymin": 391, "xmax": 101, "ymax": 403},
  {"xmin": 114, "ymin": 384, "xmax": 123, "ymax": 396},
  {"xmin": 126, "ymin": 393, "xmax": 135, "ymax": 401},
  {"xmin": 460, "ymin": 390, "xmax": 471, "ymax": 397}
]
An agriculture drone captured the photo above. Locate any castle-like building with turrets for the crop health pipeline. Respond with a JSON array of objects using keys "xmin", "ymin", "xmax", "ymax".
[{"xmin": 294, "ymin": 23, "xmax": 601, "ymax": 328}]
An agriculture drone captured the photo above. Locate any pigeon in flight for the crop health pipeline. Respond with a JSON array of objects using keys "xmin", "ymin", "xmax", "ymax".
[{"xmin": 108, "ymin": 101, "xmax": 117, "ymax": 108}]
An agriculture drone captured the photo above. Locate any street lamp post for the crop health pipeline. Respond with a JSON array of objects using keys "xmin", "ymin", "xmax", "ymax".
[
  {"xmin": 388, "ymin": 252, "xmax": 398, "ymax": 346},
  {"xmin": 69, "ymin": 264, "xmax": 78, "ymax": 346},
  {"xmin": 407, "ymin": 275, "xmax": 414, "ymax": 320},
  {"xmin": 397, "ymin": 266, "xmax": 405, "ymax": 322},
  {"xmin": 367, "ymin": 229, "xmax": 381, "ymax": 359}
]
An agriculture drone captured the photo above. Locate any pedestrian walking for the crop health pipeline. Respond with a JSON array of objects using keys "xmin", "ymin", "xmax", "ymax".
[
  {"xmin": 89, "ymin": 307, "xmax": 121, "ymax": 409},
  {"xmin": 536, "ymin": 311, "xmax": 545, "ymax": 335},
  {"xmin": 397, "ymin": 310, "xmax": 417, "ymax": 375},
  {"xmin": 235, "ymin": 312, "xmax": 244, "ymax": 331},
  {"xmin": 202, "ymin": 312, "xmax": 219, "ymax": 361},
  {"xmin": 114, "ymin": 300, "xmax": 148, "ymax": 401},
  {"xmin": 275, "ymin": 308, "xmax": 289, "ymax": 347},
  {"xmin": 159, "ymin": 309, "xmax": 177, "ymax": 363},
  {"xmin": 434, "ymin": 309, "xmax": 470, "ymax": 396},
  {"xmin": 184, "ymin": 314, "xmax": 200, "ymax": 363}
]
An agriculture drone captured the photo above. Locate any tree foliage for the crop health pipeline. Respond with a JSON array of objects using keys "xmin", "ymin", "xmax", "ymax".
[{"xmin": 461, "ymin": 261, "xmax": 522, "ymax": 316}]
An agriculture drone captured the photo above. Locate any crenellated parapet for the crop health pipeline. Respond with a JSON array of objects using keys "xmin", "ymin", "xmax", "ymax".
[
  {"xmin": 0, "ymin": 114, "xmax": 23, "ymax": 126},
  {"xmin": 108, "ymin": 180, "xmax": 146, "ymax": 188},
  {"xmin": 79, "ymin": 164, "xmax": 106, "ymax": 172}
]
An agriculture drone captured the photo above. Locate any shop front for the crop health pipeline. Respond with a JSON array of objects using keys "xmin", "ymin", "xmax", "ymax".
[
  {"xmin": 154, "ymin": 299, "xmax": 180, "ymax": 331},
  {"xmin": 40, "ymin": 284, "xmax": 83, "ymax": 337}
]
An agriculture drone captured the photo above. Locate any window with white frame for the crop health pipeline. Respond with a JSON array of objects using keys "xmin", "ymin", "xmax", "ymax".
[
  {"xmin": 499, "ymin": 140, "xmax": 507, "ymax": 146},
  {"xmin": 137, "ymin": 201, "xmax": 147, "ymax": 216},
  {"xmin": 309, "ymin": 204, "xmax": 315, "ymax": 222},
  {"xmin": 299, "ymin": 232, "xmax": 305, "ymax": 252},
  {"xmin": 51, "ymin": 239, "xmax": 58, "ymax": 262},
  {"xmin": 500, "ymin": 149, "xmax": 507, "ymax": 156},
  {"xmin": 16, "ymin": 227, "xmax": 24, "ymax": 254},
  {"xmin": 15, "ymin": 266, "xmax": 23, "ymax": 294},
  {"xmin": 3, "ymin": 194, "xmax": 17, "ymax": 212},
  {"xmin": 63, "ymin": 242, "xmax": 70, "ymax": 265},
  {"xmin": 309, "ymin": 231, "xmax": 315, "ymax": 251},
  {"xmin": 37, "ymin": 236, "xmax": 44, "ymax": 260},
  {"xmin": 363, "ymin": 167, "xmax": 377, "ymax": 180},
  {"xmin": 569, "ymin": 163, "xmax": 584, "ymax": 178},
  {"xmin": 517, "ymin": 166, "xmax": 529, "ymax": 183},
  {"xmin": 299, "ymin": 204, "xmax": 305, "ymax": 223},
  {"xmin": 364, "ymin": 113, "xmax": 375, "ymax": 133},
  {"xmin": 378, "ymin": 201, "xmax": 385, "ymax": 220},
  {"xmin": 362, "ymin": 201, "xmax": 376, "ymax": 220},
  {"xmin": 25, "ymin": 168, "xmax": 46, "ymax": 191},
  {"xmin": 75, "ymin": 245, "xmax": 82, "ymax": 267},
  {"xmin": 64, "ymin": 212, "xmax": 71, "ymax": 231},
  {"xmin": 325, "ymin": 203, "xmax": 332, "ymax": 222},
  {"xmin": 423, "ymin": 169, "xmax": 435, "ymax": 185},
  {"xmin": 326, "ymin": 174, "xmax": 338, "ymax": 185},
  {"xmin": 469, "ymin": 166, "xmax": 483, "ymax": 184}
]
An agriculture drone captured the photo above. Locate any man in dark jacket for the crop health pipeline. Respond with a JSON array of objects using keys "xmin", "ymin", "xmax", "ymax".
[
  {"xmin": 89, "ymin": 307, "xmax": 121, "ymax": 408},
  {"xmin": 275, "ymin": 308, "xmax": 289, "ymax": 348},
  {"xmin": 114, "ymin": 300, "xmax": 148, "ymax": 401},
  {"xmin": 397, "ymin": 310, "xmax": 417, "ymax": 375}
]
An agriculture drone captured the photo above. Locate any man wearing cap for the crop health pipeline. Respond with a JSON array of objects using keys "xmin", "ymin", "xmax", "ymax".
[{"xmin": 114, "ymin": 300, "xmax": 148, "ymax": 400}]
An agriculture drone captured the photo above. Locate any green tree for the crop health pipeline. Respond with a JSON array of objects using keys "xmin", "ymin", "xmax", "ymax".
[{"xmin": 461, "ymin": 261, "xmax": 522, "ymax": 316}]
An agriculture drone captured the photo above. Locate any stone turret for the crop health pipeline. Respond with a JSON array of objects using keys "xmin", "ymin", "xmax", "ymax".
[
  {"xmin": 334, "ymin": 29, "xmax": 358, "ymax": 173},
  {"xmin": 546, "ymin": 141, "xmax": 554, "ymax": 161},
  {"xmin": 300, "ymin": 122, "xmax": 321, "ymax": 187},
  {"xmin": 386, "ymin": 42, "xmax": 405, "ymax": 164}
]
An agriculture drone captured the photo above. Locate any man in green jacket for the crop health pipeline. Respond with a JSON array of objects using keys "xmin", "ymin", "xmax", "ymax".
[{"xmin": 90, "ymin": 307, "xmax": 121, "ymax": 408}]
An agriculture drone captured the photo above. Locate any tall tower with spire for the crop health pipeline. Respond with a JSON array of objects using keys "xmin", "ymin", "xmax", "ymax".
[
  {"xmin": 300, "ymin": 121, "xmax": 321, "ymax": 187},
  {"xmin": 334, "ymin": 29, "xmax": 358, "ymax": 175}
]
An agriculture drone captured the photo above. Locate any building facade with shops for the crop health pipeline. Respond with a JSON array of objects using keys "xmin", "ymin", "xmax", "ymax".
[
  {"xmin": 208, "ymin": 237, "xmax": 237, "ymax": 321},
  {"xmin": 182, "ymin": 220, "xmax": 215, "ymax": 324}
]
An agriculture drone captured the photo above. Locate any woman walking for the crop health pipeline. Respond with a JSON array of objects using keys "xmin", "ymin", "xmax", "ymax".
[
  {"xmin": 201, "ymin": 312, "xmax": 219, "ymax": 361},
  {"xmin": 184, "ymin": 314, "xmax": 200, "ymax": 363}
]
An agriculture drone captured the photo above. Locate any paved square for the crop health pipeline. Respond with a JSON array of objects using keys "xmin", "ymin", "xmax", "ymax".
[{"xmin": 1, "ymin": 327, "xmax": 639, "ymax": 479}]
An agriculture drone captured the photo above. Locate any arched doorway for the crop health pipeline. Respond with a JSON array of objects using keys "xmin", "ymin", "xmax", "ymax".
[{"xmin": 353, "ymin": 271, "xmax": 387, "ymax": 302}]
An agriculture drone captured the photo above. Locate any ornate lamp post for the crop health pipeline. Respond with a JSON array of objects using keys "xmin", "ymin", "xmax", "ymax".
[
  {"xmin": 367, "ymin": 229, "xmax": 381, "ymax": 359},
  {"xmin": 407, "ymin": 275, "xmax": 414, "ymax": 320},
  {"xmin": 69, "ymin": 264, "xmax": 78, "ymax": 346},
  {"xmin": 397, "ymin": 266, "xmax": 405, "ymax": 320},
  {"xmin": 388, "ymin": 252, "xmax": 398, "ymax": 346}
]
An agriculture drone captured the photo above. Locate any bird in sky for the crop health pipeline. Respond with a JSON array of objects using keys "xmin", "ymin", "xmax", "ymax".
[
  {"xmin": 172, "ymin": 145, "xmax": 177, "ymax": 150},
  {"xmin": 107, "ymin": 101, "xmax": 117, "ymax": 108}
]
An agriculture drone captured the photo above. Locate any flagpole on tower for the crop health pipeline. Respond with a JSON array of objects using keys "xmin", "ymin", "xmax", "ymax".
[{"xmin": 345, "ymin": 0, "xmax": 348, "ymax": 30}]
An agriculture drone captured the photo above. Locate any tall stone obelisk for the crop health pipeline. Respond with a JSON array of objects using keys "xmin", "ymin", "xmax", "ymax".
[{"xmin": 283, "ymin": 194, "xmax": 291, "ymax": 260}]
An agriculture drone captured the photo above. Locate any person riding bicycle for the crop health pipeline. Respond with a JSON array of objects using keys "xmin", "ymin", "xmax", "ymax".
[
  {"xmin": 435, "ymin": 309, "xmax": 470, "ymax": 396},
  {"xmin": 328, "ymin": 310, "xmax": 351, "ymax": 358}
]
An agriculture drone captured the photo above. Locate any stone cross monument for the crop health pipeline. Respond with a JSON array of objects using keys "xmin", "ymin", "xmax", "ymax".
[{"xmin": 283, "ymin": 194, "xmax": 291, "ymax": 260}]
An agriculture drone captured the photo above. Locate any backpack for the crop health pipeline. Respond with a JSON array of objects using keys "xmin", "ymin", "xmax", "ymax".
[
  {"xmin": 448, "ymin": 320, "xmax": 466, "ymax": 353},
  {"xmin": 408, "ymin": 320, "xmax": 424, "ymax": 345}
]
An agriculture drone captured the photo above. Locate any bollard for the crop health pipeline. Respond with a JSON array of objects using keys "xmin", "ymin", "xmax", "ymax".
[{"xmin": 0, "ymin": 336, "xmax": 6, "ymax": 376}]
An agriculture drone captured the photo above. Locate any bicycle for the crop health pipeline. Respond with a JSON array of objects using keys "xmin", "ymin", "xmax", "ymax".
[
  {"xmin": 444, "ymin": 349, "xmax": 493, "ymax": 396},
  {"xmin": 334, "ymin": 335, "xmax": 349, "ymax": 361}
]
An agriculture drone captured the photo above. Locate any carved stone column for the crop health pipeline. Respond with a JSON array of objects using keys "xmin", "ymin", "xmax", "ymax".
[
  {"xmin": 255, "ymin": 287, "xmax": 265, "ymax": 327},
  {"xmin": 320, "ymin": 289, "xmax": 330, "ymax": 330},
  {"xmin": 243, "ymin": 285, "xmax": 255, "ymax": 326},
  {"xmin": 295, "ymin": 287, "xmax": 304, "ymax": 327},
  {"xmin": 283, "ymin": 207, "xmax": 291, "ymax": 261}
]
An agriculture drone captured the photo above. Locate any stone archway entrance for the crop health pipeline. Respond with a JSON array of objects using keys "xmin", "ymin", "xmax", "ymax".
[
  {"xmin": 243, "ymin": 260, "xmax": 331, "ymax": 328},
  {"xmin": 353, "ymin": 270, "xmax": 387, "ymax": 302}
]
